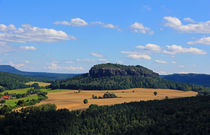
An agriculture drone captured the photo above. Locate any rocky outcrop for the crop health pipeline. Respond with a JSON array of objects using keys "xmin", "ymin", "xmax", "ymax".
[{"xmin": 89, "ymin": 63, "xmax": 159, "ymax": 77}]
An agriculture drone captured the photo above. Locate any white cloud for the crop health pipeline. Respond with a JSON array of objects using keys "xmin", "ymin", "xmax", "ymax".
[
  {"xmin": 0, "ymin": 24, "xmax": 76, "ymax": 43},
  {"xmin": 179, "ymin": 65, "xmax": 185, "ymax": 68},
  {"xmin": 47, "ymin": 62, "xmax": 84, "ymax": 71},
  {"xmin": 183, "ymin": 17, "xmax": 195, "ymax": 23},
  {"xmin": 164, "ymin": 16, "xmax": 210, "ymax": 33},
  {"xmin": 155, "ymin": 60, "xmax": 167, "ymax": 64},
  {"xmin": 130, "ymin": 22, "xmax": 154, "ymax": 34},
  {"xmin": 158, "ymin": 71, "xmax": 167, "ymax": 75},
  {"xmin": 76, "ymin": 58, "xmax": 96, "ymax": 63},
  {"xmin": 187, "ymin": 37, "xmax": 210, "ymax": 45},
  {"xmin": 90, "ymin": 52, "xmax": 103, "ymax": 58},
  {"xmin": 54, "ymin": 18, "xmax": 120, "ymax": 30},
  {"xmin": 25, "ymin": 60, "xmax": 30, "ymax": 64},
  {"xmin": 128, "ymin": 54, "xmax": 151, "ymax": 60},
  {"xmin": 9, "ymin": 61, "xmax": 24, "ymax": 68},
  {"xmin": 97, "ymin": 59, "xmax": 110, "ymax": 63},
  {"xmin": 171, "ymin": 61, "xmax": 176, "ymax": 64},
  {"xmin": 91, "ymin": 21, "xmax": 121, "ymax": 31},
  {"xmin": 136, "ymin": 43, "xmax": 161, "ymax": 52},
  {"xmin": 54, "ymin": 18, "xmax": 88, "ymax": 27},
  {"xmin": 20, "ymin": 46, "xmax": 37, "ymax": 50},
  {"xmin": 120, "ymin": 51, "xmax": 151, "ymax": 60},
  {"xmin": 163, "ymin": 44, "xmax": 207, "ymax": 55}
]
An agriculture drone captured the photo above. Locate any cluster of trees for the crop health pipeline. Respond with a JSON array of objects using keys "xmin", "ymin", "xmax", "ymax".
[
  {"xmin": 0, "ymin": 95, "xmax": 209, "ymax": 135},
  {"xmin": 0, "ymin": 72, "xmax": 33, "ymax": 90},
  {"xmin": 92, "ymin": 92, "xmax": 117, "ymax": 99},
  {"xmin": 50, "ymin": 74, "xmax": 210, "ymax": 94}
]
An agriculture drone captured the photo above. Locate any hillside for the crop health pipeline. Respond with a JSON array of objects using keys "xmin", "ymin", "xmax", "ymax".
[
  {"xmin": 0, "ymin": 72, "xmax": 34, "ymax": 90},
  {"xmin": 49, "ymin": 63, "xmax": 210, "ymax": 93},
  {"xmin": 162, "ymin": 73, "xmax": 210, "ymax": 87},
  {"xmin": 0, "ymin": 65, "xmax": 79, "ymax": 80}
]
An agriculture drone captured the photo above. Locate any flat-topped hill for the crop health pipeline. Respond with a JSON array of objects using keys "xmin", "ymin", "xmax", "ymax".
[
  {"xmin": 49, "ymin": 63, "xmax": 210, "ymax": 93},
  {"xmin": 89, "ymin": 63, "xmax": 159, "ymax": 77}
]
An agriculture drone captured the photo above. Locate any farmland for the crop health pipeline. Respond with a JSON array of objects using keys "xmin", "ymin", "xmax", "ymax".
[{"xmin": 38, "ymin": 88, "xmax": 197, "ymax": 111}]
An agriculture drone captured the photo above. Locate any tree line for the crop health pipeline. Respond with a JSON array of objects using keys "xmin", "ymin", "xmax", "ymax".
[{"xmin": 0, "ymin": 95, "xmax": 209, "ymax": 135}]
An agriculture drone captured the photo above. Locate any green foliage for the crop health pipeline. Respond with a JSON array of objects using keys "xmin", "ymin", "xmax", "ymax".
[
  {"xmin": 103, "ymin": 92, "xmax": 117, "ymax": 98},
  {"xmin": 83, "ymin": 99, "xmax": 88, "ymax": 104},
  {"xmin": 162, "ymin": 73, "xmax": 210, "ymax": 87},
  {"xmin": 0, "ymin": 96, "xmax": 209, "ymax": 135},
  {"xmin": 31, "ymin": 83, "xmax": 40, "ymax": 89},
  {"xmin": 0, "ymin": 72, "xmax": 33, "ymax": 90},
  {"xmin": 154, "ymin": 91, "xmax": 157, "ymax": 96}
]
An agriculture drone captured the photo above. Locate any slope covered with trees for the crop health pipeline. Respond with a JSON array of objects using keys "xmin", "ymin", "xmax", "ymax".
[
  {"xmin": 162, "ymin": 73, "xmax": 210, "ymax": 87},
  {"xmin": 49, "ymin": 63, "xmax": 210, "ymax": 94},
  {"xmin": 0, "ymin": 96, "xmax": 209, "ymax": 135},
  {"xmin": 0, "ymin": 72, "xmax": 35, "ymax": 89}
]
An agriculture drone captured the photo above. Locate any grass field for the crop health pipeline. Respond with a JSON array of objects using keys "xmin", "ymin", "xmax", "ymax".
[
  {"xmin": 0, "ymin": 88, "xmax": 31, "ymax": 95},
  {"xmin": 25, "ymin": 81, "xmax": 51, "ymax": 87},
  {"xmin": 38, "ymin": 88, "xmax": 198, "ymax": 111},
  {"xmin": 4, "ymin": 95, "xmax": 39, "ymax": 107}
]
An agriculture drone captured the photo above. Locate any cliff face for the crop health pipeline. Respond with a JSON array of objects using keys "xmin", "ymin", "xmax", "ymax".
[{"xmin": 89, "ymin": 63, "xmax": 159, "ymax": 78}]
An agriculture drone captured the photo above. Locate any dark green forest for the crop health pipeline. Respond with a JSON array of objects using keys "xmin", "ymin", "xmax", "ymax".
[
  {"xmin": 0, "ymin": 96, "xmax": 209, "ymax": 135},
  {"xmin": 162, "ymin": 73, "xmax": 210, "ymax": 87},
  {"xmin": 0, "ymin": 72, "xmax": 34, "ymax": 90}
]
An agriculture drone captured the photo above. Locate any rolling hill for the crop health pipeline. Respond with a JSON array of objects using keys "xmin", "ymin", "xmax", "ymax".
[
  {"xmin": 0, "ymin": 72, "xmax": 34, "ymax": 90},
  {"xmin": 0, "ymin": 65, "xmax": 79, "ymax": 80},
  {"xmin": 49, "ymin": 63, "xmax": 210, "ymax": 94},
  {"xmin": 162, "ymin": 73, "xmax": 210, "ymax": 87}
]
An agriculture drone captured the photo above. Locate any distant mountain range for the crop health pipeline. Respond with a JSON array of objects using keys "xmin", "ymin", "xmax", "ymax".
[
  {"xmin": 0, "ymin": 65, "xmax": 79, "ymax": 80},
  {"xmin": 162, "ymin": 73, "xmax": 210, "ymax": 87}
]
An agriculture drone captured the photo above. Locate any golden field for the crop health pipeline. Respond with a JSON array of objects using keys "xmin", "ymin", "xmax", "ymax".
[{"xmin": 38, "ymin": 88, "xmax": 197, "ymax": 111}]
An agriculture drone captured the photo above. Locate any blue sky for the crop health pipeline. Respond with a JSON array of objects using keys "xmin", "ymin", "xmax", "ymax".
[{"xmin": 0, "ymin": 0, "xmax": 210, "ymax": 74}]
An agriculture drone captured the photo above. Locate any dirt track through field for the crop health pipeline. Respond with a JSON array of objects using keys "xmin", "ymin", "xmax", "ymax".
[{"xmin": 38, "ymin": 88, "xmax": 197, "ymax": 111}]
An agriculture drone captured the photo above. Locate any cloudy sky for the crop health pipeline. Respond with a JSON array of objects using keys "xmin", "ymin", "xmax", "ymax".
[{"xmin": 0, "ymin": 0, "xmax": 210, "ymax": 74}]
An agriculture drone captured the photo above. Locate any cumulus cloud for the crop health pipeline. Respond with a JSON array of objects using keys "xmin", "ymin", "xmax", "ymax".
[
  {"xmin": 183, "ymin": 17, "xmax": 195, "ymax": 23},
  {"xmin": 54, "ymin": 18, "xmax": 88, "ymax": 26},
  {"xmin": 54, "ymin": 18, "xmax": 120, "ymax": 30},
  {"xmin": 136, "ymin": 43, "xmax": 161, "ymax": 52},
  {"xmin": 187, "ymin": 37, "xmax": 210, "ymax": 45},
  {"xmin": 97, "ymin": 59, "xmax": 110, "ymax": 63},
  {"xmin": 90, "ymin": 52, "xmax": 103, "ymax": 58},
  {"xmin": 91, "ymin": 21, "xmax": 121, "ymax": 31},
  {"xmin": 130, "ymin": 22, "xmax": 154, "ymax": 34},
  {"xmin": 20, "ymin": 46, "xmax": 37, "ymax": 50},
  {"xmin": 155, "ymin": 60, "xmax": 167, "ymax": 64},
  {"xmin": 163, "ymin": 16, "xmax": 210, "ymax": 33},
  {"xmin": 120, "ymin": 51, "xmax": 151, "ymax": 60},
  {"xmin": 0, "ymin": 24, "xmax": 76, "ymax": 44},
  {"xmin": 163, "ymin": 44, "xmax": 207, "ymax": 55}
]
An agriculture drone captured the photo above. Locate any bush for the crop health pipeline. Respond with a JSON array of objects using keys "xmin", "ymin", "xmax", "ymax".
[
  {"xmin": 154, "ymin": 91, "xmax": 158, "ymax": 96},
  {"xmin": 83, "ymin": 99, "xmax": 88, "ymax": 104}
]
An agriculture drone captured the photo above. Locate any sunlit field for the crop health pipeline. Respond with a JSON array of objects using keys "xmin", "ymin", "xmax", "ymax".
[{"xmin": 38, "ymin": 88, "xmax": 197, "ymax": 111}]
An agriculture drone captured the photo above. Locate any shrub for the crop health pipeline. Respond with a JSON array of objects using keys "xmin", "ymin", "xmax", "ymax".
[
  {"xmin": 83, "ymin": 99, "xmax": 88, "ymax": 104},
  {"xmin": 154, "ymin": 91, "xmax": 158, "ymax": 96}
]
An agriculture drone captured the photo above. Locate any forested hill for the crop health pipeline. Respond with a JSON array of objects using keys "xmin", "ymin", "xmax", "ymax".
[
  {"xmin": 0, "ymin": 65, "xmax": 79, "ymax": 80},
  {"xmin": 162, "ymin": 73, "xmax": 210, "ymax": 87},
  {"xmin": 49, "ymin": 63, "xmax": 210, "ymax": 93},
  {"xmin": 0, "ymin": 72, "xmax": 34, "ymax": 90}
]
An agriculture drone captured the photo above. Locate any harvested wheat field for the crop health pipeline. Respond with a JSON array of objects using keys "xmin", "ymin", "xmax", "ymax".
[{"xmin": 38, "ymin": 88, "xmax": 197, "ymax": 111}]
